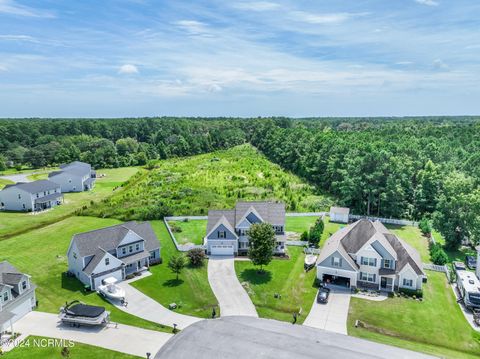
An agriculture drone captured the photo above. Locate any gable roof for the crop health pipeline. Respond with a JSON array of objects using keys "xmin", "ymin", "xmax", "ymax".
[
  {"xmin": 206, "ymin": 215, "xmax": 238, "ymax": 239},
  {"xmin": 317, "ymin": 219, "xmax": 424, "ymax": 276},
  {"xmin": 0, "ymin": 261, "xmax": 32, "ymax": 295},
  {"xmin": 1, "ymin": 180, "xmax": 59, "ymax": 194},
  {"xmin": 71, "ymin": 221, "xmax": 160, "ymax": 258},
  {"xmin": 206, "ymin": 201, "xmax": 285, "ymax": 236}
]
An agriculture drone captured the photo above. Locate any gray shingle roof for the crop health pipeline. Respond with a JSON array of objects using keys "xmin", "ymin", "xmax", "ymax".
[
  {"xmin": 206, "ymin": 202, "xmax": 285, "ymax": 236},
  {"xmin": 317, "ymin": 219, "xmax": 424, "ymax": 276},
  {"xmin": 0, "ymin": 261, "xmax": 32, "ymax": 296},
  {"xmin": 1, "ymin": 180, "xmax": 59, "ymax": 194},
  {"xmin": 83, "ymin": 248, "xmax": 108, "ymax": 275},
  {"xmin": 71, "ymin": 221, "xmax": 160, "ymax": 258},
  {"xmin": 60, "ymin": 161, "xmax": 91, "ymax": 170}
]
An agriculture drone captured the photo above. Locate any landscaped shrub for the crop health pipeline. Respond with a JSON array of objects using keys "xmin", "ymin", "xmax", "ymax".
[
  {"xmin": 419, "ymin": 218, "xmax": 432, "ymax": 236},
  {"xmin": 300, "ymin": 231, "xmax": 309, "ymax": 242},
  {"xmin": 187, "ymin": 248, "xmax": 206, "ymax": 266},
  {"xmin": 399, "ymin": 287, "xmax": 423, "ymax": 298},
  {"xmin": 429, "ymin": 242, "xmax": 448, "ymax": 265}
]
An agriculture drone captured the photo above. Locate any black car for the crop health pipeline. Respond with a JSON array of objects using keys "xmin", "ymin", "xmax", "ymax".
[
  {"xmin": 317, "ymin": 287, "xmax": 331, "ymax": 304},
  {"xmin": 466, "ymin": 255, "xmax": 477, "ymax": 269}
]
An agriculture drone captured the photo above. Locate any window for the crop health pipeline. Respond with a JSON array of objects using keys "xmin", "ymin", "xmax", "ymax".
[
  {"xmin": 22, "ymin": 281, "xmax": 27, "ymax": 290},
  {"xmin": 403, "ymin": 278, "xmax": 413, "ymax": 287},
  {"xmin": 105, "ymin": 258, "xmax": 110, "ymax": 265},
  {"xmin": 18, "ymin": 194, "xmax": 21, "ymax": 199},
  {"xmin": 360, "ymin": 272, "xmax": 376, "ymax": 283},
  {"xmin": 218, "ymin": 231, "xmax": 226, "ymax": 239},
  {"xmin": 36, "ymin": 193, "xmax": 39, "ymax": 198},
  {"xmin": 122, "ymin": 247, "xmax": 126, "ymax": 255},
  {"xmin": 129, "ymin": 245, "xmax": 133, "ymax": 253},
  {"xmin": 73, "ymin": 252, "xmax": 77, "ymax": 260},
  {"xmin": 135, "ymin": 243, "xmax": 140, "ymax": 251},
  {"xmin": 361, "ymin": 257, "xmax": 377, "ymax": 267},
  {"xmin": 44, "ymin": 191, "xmax": 46, "ymax": 195},
  {"xmin": 332, "ymin": 257, "xmax": 341, "ymax": 267},
  {"xmin": 22, "ymin": 204, "xmax": 26, "ymax": 209},
  {"xmin": 384, "ymin": 259, "xmax": 393, "ymax": 269},
  {"xmin": 149, "ymin": 251, "xmax": 156, "ymax": 259},
  {"xmin": 3, "ymin": 292, "xmax": 8, "ymax": 302}
]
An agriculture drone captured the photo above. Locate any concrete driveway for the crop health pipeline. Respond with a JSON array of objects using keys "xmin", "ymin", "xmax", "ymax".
[
  {"xmin": 208, "ymin": 256, "xmax": 258, "ymax": 317},
  {"xmin": 0, "ymin": 173, "xmax": 32, "ymax": 183},
  {"xmin": 11, "ymin": 311, "xmax": 172, "ymax": 357},
  {"xmin": 110, "ymin": 282, "xmax": 202, "ymax": 330},
  {"xmin": 303, "ymin": 286, "xmax": 351, "ymax": 335}
]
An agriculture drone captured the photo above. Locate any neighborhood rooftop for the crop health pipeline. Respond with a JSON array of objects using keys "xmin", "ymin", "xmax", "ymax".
[{"xmin": 2, "ymin": 179, "xmax": 59, "ymax": 194}]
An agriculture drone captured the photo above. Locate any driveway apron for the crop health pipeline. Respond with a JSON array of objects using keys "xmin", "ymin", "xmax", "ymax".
[{"xmin": 208, "ymin": 256, "xmax": 258, "ymax": 317}]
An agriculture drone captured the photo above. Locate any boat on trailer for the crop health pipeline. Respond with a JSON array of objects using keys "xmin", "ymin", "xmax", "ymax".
[
  {"xmin": 304, "ymin": 254, "xmax": 318, "ymax": 269},
  {"xmin": 97, "ymin": 277, "xmax": 126, "ymax": 302},
  {"xmin": 59, "ymin": 300, "xmax": 110, "ymax": 327}
]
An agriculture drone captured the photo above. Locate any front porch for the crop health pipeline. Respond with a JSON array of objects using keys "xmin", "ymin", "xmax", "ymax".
[{"xmin": 123, "ymin": 256, "xmax": 150, "ymax": 278}]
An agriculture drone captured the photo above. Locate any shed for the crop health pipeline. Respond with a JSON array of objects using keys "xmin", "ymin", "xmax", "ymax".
[{"xmin": 329, "ymin": 206, "xmax": 350, "ymax": 223}]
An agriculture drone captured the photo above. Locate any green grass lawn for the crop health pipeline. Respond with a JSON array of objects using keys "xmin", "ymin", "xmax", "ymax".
[
  {"xmin": 348, "ymin": 271, "xmax": 480, "ymax": 358},
  {"xmin": 2, "ymin": 336, "xmax": 140, "ymax": 359},
  {"xmin": 285, "ymin": 216, "xmax": 342, "ymax": 245},
  {"xmin": 27, "ymin": 171, "xmax": 50, "ymax": 181},
  {"xmin": 131, "ymin": 221, "xmax": 218, "ymax": 318},
  {"xmin": 83, "ymin": 144, "xmax": 332, "ymax": 220},
  {"xmin": 0, "ymin": 167, "xmax": 139, "ymax": 240},
  {"xmin": 387, "ymin": 224, "xmax": 431, "ymax": 263},
  {"xmin": 0, "ymin": 216, "xmax": 171, "ymax": 333},
  {"xmin": 0, "ymin": 178, "xmax": 13, "ymax": 189},
  {"xmin": 167, "ymin": 219, "xmax": 206, "ymax": 245},
  {"xmin": 234, "ymin": 246, "xmax": 318, "ymax": 323},
  {"xmin": 433, "ymin": 230, "xmax": 477, "ymax": 263}
]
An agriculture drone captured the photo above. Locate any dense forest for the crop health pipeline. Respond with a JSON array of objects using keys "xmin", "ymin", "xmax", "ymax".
[{"xmin": 1, "ymin": 116, "xmax": 479, "ymax": 249}]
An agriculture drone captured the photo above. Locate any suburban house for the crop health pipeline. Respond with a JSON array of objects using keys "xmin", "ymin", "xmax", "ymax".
[
  {"xmin": 329, "ymin": 206, "xmax": 350, "ymax": 223},
  {"xmin": 49, "ymin": 161, "xmax": 96, "ymax": 192},
  {"xmin": 0, "ymin": 180, "xmax": 62, "ymax": 212},
  {"xmin": 316, "ymin": 219, "xmax": 425, "ymax": 292},
  {"xmin": 0, "ymin": 261, "xmax": 36, "ymax": 336},
  {"xmin": 205, "ymin": 201, "xmax": 286, "ymax": 256},
  {"xmin": 67, "ymin": 221, "xmax": 161, "ymax": 290}
]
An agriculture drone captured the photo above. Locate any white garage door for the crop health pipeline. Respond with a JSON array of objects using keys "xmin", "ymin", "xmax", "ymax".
[
  {"xmin": 210, "ymin": 245, "xmax": 234, "ymax": 256},
  {"xmin": 10, "ymin": 296, "xmax": 34, "ymax": 323}
]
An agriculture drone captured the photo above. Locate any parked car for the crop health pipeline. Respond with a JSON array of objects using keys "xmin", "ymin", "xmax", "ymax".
[
  {"xmin": 465, "ymin": 255, "xmax": 477, "ymax": 270},
  {"xmin": 317, "ymin": 287, "xmax": 331, "ymax": 304},
  {"xmin": 454, "ymin": 261, "xmax": 466, "ymax": 271}
]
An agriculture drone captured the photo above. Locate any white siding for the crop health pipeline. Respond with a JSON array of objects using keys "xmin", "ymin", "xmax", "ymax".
[
  {"xmin": 398, "ymin": 264, "xmax": 422, "ymax": 290},
  {"xmin": 49, "ymin": 172, "xmax": 84, "ymax": 193},
  {"xmin": 0, "ymin": 188, "xmax": 33, "ymax": 211}
]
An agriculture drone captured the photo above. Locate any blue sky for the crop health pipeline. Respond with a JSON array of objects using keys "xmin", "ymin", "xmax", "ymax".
[{"xmin": 0, "ymin": 0, "xmax": 479, "ymax": 117}]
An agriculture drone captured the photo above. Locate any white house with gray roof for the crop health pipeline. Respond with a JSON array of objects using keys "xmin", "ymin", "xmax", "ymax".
[
  {"xmin": 0, "ymin": 180, "xmax": 62, "ymax": 212},
  {"xmin": 0, "ymin": 261, "xmax": 36, "ymax": 336},
  {"xmin": 205, "ymin": 201, "xmax": 286, "ymax": 256},
  {"xmin": 49, "ymin": 161, "xmax": 96, "ymax": 193},
  {"xmin": 316, "ymin": 219, "xmax": 425, "ymax": 292},
  {"xmin": 67, "ymin": 221, "xmax": 161, "ymax": 290}
]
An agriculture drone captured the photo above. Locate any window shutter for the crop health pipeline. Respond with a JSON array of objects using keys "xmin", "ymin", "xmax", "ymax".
[
  {"xmin": 374, "ymin": 258, "xmax": 377, "ymax": 267},
  {"xmin": 339, "ymin": 258, "xmax": 343, "ymax": 267},
  {"xmin": 331, "ymin": 257, "xmax": 334, "ymax": 266},
  {"xmin": 381, "ymin": 259, "xmax": 384, "ymax": 268}
]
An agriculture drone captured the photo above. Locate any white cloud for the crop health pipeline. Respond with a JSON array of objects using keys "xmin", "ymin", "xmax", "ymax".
[
  {"xmin": 118, "ymin": 64, "xmax": 139, "ymax": 74},
  {"xmin": 291, "ymin": 11, "xmax": 367, "ymax": 25},
  {"xmin": 0, "ymin": 0, "xmax": 54, "ymax": 17},
  {"xmin": 395, "ymin": 61, "xmax": 414, "ymax": 65},
  {"xmin": 433, "ymin": 59, "xmax": 449, "ymax": 71},
  {"xmin": 0, "ymin": 34, "xmax": 38, "ymax": 42},
  {"xmin": 175, "ymin": 20, "xmax": 210, "ymax": 36},
  {"xmin": 415, "ymin": 0, "xmax": 439, "ymax": 6},
  {"xmin": 234, "ymin": 2, "xmax": 281, "ymax": 12}
]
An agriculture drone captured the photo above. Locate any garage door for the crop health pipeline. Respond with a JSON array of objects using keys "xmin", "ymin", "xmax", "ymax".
[
  {"xmin": 92, "ymin": 269, "xmax": 123, "ymax": 290},
  {"xmin": 210, "ymin": 245, "xmax": 234, "ymax": 256}
]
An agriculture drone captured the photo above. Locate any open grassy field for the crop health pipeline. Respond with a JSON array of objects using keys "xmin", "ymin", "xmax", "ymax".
[
  {"xmin": 0, "ymin": 216, "xmax": 171, "ymax": 333},
  {"xmin": 348, "ymin": 271, "xmax": 480, "ymax": 359},
  {"xmin": 3, "ymin": 336, "xmax": 140, "ymax": 359},
  {"xmin": 387, "ymin": 224, "xmax": 431, "ymax": 263},
  {"xmin": 131, "ymin": 221, "xmax": 218, "ymax": 318},
  {"xmin": 234, "ymin": 246, "xmax": 318, "ymax": 323},
  {"xmin": 0, "ymin": 167, "xmax": 140, "ymax": 240},
  {"xmin": 83, "ymin": 144, "xmax": 331, "ymax": 220}
]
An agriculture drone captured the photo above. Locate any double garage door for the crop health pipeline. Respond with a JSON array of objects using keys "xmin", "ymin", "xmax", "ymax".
[{"xmin": 210, "ymin": 245, "xmax": 234, "ymax": 256}]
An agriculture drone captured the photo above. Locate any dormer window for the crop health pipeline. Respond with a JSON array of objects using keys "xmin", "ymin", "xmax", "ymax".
[
  {"xmin": 218, "ymin": 231, "xmax": 226, "ymax": 239},
  {"xmin": 129, "ymin": 245, "xmax": 133, "ymax": 253},
  {"xmin": 135, "ymin": 243, "xmax": 140, "ymax": 251},
  {"xmin": 22, "ymin": 281, "xmax": 27, "ymax": 290},
  {"xmin": 384, "ymin": 259, "xmax": 393, "ymax": 269},
  {"xmin": 122, "ymin": 247, "xmax": 126, "ymax": 255},
  {"xmin": 105, "ymin": 258, "xmax": 110, "ymax": 265},
  {"xmin": 3, "ymin": 292, "xmax": 8, "ymax": 302}
]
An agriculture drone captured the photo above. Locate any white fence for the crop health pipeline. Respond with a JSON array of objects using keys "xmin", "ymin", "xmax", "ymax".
[
  {"xmin": 423, "ymin": 263, "xmax": 451, "ymax": 282},
  {"xmin": 349, "ymin": 215, "xmax": 418, "ymax": 227}
]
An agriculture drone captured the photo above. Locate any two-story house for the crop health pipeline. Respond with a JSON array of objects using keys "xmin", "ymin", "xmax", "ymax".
[
  {"xmin": 316, "ymin": 219, "xmax": 425, "ymax": 292},
  {"xmin": 204, "ymin": 201, "xmax": 286, "ymax": 256},
  {"xmin": 49, "ymin": 161, "xmax": 96, "ymax": 192},
  {"xmin": 67, "ymin": 221, "xmax": 161, "ymax": 290},
  {"xmin": 0, "ymin": 261, "xmax": 36, "ymax": 336},
  {"xmin": 0, "ymin": 180, "xmax": 62, "ymax": 212}
]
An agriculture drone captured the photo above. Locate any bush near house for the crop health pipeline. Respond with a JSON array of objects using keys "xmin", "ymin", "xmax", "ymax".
[
  {"xmin": 187, "ymin": 248, "xmax": 206, "ymax": 267},
  {"xmin": 429, "ymin": 242, "xmax": 448, "ymax": 265},
  {"xmin": 419, "ymin": 218, "xmax": 432, "ymax": 236}
]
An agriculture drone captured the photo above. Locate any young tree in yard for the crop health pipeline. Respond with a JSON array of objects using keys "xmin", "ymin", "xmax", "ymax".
[
  {"xmin": 247, "ymin": 222, "xmax": 276, "ymax": 273},
  {"xmin": 308, "ymin": 217, "xmax": 325, "ymax": 247},
  {"xmin": 168, "ymin": 254, "xmax": 186, "ymax": 280},
  {"xmin": 187, "ymin": 248, "xmax": 206, "ymax": 267},
  {"xmin": 419, "ymin": 217, "xmax": 432, "ymax": 236}
]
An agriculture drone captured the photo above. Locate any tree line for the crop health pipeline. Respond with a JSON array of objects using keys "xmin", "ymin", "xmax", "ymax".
[{"xmin": 1, "ymin": 116, "xmax": 479, "ymax": 249}]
